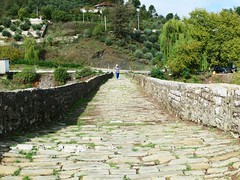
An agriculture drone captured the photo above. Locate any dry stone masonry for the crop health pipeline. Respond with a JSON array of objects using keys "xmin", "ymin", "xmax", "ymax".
[
  {"xmin": 130, "ymin": 74, "xmax": 240, "ymax": 134},
  {"xmin": 0, "ymin": 73, "xmax": 113, "ymax": 137}
]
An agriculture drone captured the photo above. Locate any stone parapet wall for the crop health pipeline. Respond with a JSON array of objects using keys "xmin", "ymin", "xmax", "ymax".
[
  {"xmin": 0, "ymin": 73, "xmax": 113, "ymax": 137},
  {"xmin": 130, "ymin": 74, "xmax": 240, "ymax": 133}
]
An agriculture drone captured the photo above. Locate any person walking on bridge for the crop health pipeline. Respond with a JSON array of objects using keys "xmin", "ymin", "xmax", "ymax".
[{"xmin": 113, "ymin": 64, "xmax": 120, "ymax": 79}]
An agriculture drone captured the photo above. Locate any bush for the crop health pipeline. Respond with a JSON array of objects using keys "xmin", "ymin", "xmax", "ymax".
[
  {"xmin": 142, "ymin": 47, "xmax": 149, "ymax": 54},
  {"xmin": 144, "ymin": 41, "xmax": 153, "ymax": 49},
  {"xmin": 130, "ymin": 44, "xmax": 137, "ymax": 52},
  {"xmin": 83, "ymin": 29, "xmax": 92, "ymax": 38},
  {"xmin": 92, "ymin": 24, "xmax": 105, "ymax": 36},
  {"xmin": 105, "ymin": 37, "xmax": 113, "ymax": 46},
  {"xmin": 54, "ymin": 68, "xmax": 69, "ymax": 83},
  {"xmin": 1, "ymin": 17, "xmax": 11, "ymax": 28},
  {"xmin": 117, "ymin": 39, "xmax": 126, "ymax": 47},
  {"xmin": 2, "ymin": 29, "xmax": 12, "ymax": 37},
  {"xmin": 139, "ymin": 34, "xmax": 147, "ymax": 43},
  {"xmin": 0, "ymin": 46, "xmax": 24, "ymax": 61},
  {"xmin": 145, "ymin": 52, "xmax": 153, "ymax": 60},
  {"xmin": 75, "ymin": 67, "xmax": 95, "ymax": 79},
  {"xmin": 151, "ymin": 67, "xmax": 167, "ymax": 79},
  {"xmin": 32, "ymin": 24, "xmax": 42, "ymax": 30},
  {"xmin": 144, "ymin": 29, "xmax": 152, "ymax": 36},
  {"xmin": 14, "ymin": 67, "xmax": 38, "ymax": 84},
  {"xmin": 10, "ymin": 24, "xmax": 17, "ymax": 31},
  {"xmin": 153, "ymin": 43, "xmax": 160, "ymax": 51},
  {"xmin": 134, "ymin": 49, "xmax": 143, "ymax": 58},
  {"xmin": 14, "ymin": 33, "xmax": 23, "ymax": 41},
  {"xmin": 20, "ymin": 22, "xmax": 30, "ymax": 31},
  {"xmin": 0, "ymin": 26, "xmax": 4, "ymax": 32}
]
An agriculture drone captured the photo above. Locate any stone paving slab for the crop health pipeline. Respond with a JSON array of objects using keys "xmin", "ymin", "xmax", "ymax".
[{"xmin": 1, "ymin": 75, "xmax": 240, "ymax": 179}]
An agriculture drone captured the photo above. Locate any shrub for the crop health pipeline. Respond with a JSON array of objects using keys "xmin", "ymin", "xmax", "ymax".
[
  {"xmin": 117, "ymin": 39, "xmax": 126, "ymax": 47},
  {"xmin": 1, "ymin": 17, "xmax": 11, "ymax": 28},
  {"xmin": 142, "ymin": 47, "xmax": 149, "ymax": 54},
  {"xmin": 0, "ymin": 46, "xmax": 24, "ymax": 61},
  {"xmin": 105, "ymin": 37, "xmax": 113, "ymax": 46},
  {"xmin": 14, "ymin": 33, "xmax": 23, "ymax": 41},
  {"xmin": 20, "ymin": 23, "xmax": 30, "ymax": 31},
  {"xmin": 93, "ymin": 24, "xmax": 105, "ymax": 36},
  {"xmin": 144, "ymin": 41, "xmax": 153, "ymax": 49},
  {"xmin": 144, "ymin": 29, "xmax": 152, "ymax": 36},
  {"xmin": 14, "ymin": 67, "xmax": 38, "ymax": 84},
  {"xmin": 13, "ymin": 20, "xmax": 21, "ymax": 26},
  {"xmin": 139, "ymin": 34, "xmax": 147, "ymax": 43},
  {"xmin": 134, "ymin": 49, "xmax": 143, "ymax": 58},
  {"xmin": 145, "ymin": 52, "xmax": 153, "ymax": 60},
  {"xmin": 32, "ymin": 24, "xmax": 42, "ymax": 30},
  {"xmin": 2, "ymin": 29, "xmax": 12, "ymax": 37},
  {"xmin": 83, "ymin": 29, "xmax": 92, "ymax": 38},
  {"xmin": 54, "ymin": 68, "xmax": 69, "ymax": 83},
  {"xmin": 75, "ymin": 67, "xmax": 95, "ymax": 79},
  {"xmin": 153, "ymin": 43, "xmax": 160, "ymax": 51},
  {"xmin": 151, "ymin": 67, "xmax": 167, "ymax": 79},
  {"xmin": 0, "ymin": 26, "xmax": 4, "ymax": 32},
  {"xmin": 10, "ymin": 24, "xmax": 17, "ymax": 31},
  {"xmin": 148, "ymin": 34, "xmax": 158, "ymax": 43},
  {"xmin": 130, "ymin": 44, "xmax": 137, "ymax": 52}
]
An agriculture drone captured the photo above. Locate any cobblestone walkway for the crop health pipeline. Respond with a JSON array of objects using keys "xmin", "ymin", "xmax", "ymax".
[{"xmin": 1, "ymin": 75, "xmax": 240, "ymax": 180}]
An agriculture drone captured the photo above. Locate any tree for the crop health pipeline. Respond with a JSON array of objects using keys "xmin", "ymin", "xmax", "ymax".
[
  {"xmin": 18, "ymin": 8, "xmax": 29, "ymax": 20},
  {"xmin": 148, "ymin": 5, "xmax": 157, "ymax": 18},
  {"xmin": 23, "ymin": 38, "xmax": 39, "ymax": 61},
  {"xmin": 166, "ymin": 13, "xmax": 174, "ymax": 20},
  {"xmin": 160, "ymin": 19, "xmax": 187, "ymax": 65},
  {"xmin": 51, "ymin": 10, "xmax": 71, "ymax": 22},
  {"xmin": 110, "ymin": 4, "xmax": 133, "ymax": 38}
]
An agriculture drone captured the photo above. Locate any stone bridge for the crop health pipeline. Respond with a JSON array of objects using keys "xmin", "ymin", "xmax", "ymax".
[{"xmin": 0, "ymin": 75, "xmax": 240, "ymax": 179}]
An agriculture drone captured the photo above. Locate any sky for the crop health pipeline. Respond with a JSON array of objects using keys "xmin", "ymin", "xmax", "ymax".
[{"xmin": 132, "ymin": 0, "xmax": 240, "ymax": 18}]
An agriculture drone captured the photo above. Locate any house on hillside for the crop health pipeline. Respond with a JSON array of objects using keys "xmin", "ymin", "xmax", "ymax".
[{"xmin": 95, "ymin": 1, "xmax": 114, "ymax": 9}]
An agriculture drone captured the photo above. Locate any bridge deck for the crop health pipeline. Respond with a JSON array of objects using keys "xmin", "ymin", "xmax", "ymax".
[{"xmin": 0, "ymin": 75, "xmax": 240, "ymax": 179}]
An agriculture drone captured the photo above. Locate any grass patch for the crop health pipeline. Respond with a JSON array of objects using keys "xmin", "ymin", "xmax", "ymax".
[
  {"xmin": 108, "ymin": 162, "xmax": 119, "ymax": 169},
  {"xmin": 23, "ymin": 176, "xmax": 31, "ymax": 180},
  {"xmin": 76, "ymin": 133, "xmax": 86, "ymax": 137},
  {"xmin": 19, "ymin": 150, "xmax": 36, "ymax": 162},
  {"xmin": 87, "ymin": 143, "xmax": 96, "ymax": 149},
  {"xmin": 66, "ymin": 140, "xmax": 77, "ymax": 144},
  {"xmin": 13, "ymin": 169, "xmax": 21, "ymax": 176},
  {"xmin": 132, "ymin": 147, "xmax": 139, "ymax": 152}
]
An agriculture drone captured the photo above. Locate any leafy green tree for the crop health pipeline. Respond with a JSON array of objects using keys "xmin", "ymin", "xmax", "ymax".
[
  {"xmin": 51, "ymin": 10, "xmax": 71, "ymax": 22},
  {"xmin": 1, "ymin": 17, "xmax": 11, "ymax": 28},
  {"xmin": 166, "ymin": 13, "xmax": 174, "ymax": 20},
  {"xmin": 23, "ymin": 38, "xmax": 39, "ymax": 61},
  {"xmin": 110, "ymin": 4, "xmax": 133, "ymax": 38},
  {"xmin": 18, "ymin": 8, "xmax": 29, "ymax": 20},
  {"xmin": 160, "ymin": 19, "xmax": 187, "ymax": 65},
  {"xmin": 148, "ymin": 5, "xmax": 157, "ymax": 17}
]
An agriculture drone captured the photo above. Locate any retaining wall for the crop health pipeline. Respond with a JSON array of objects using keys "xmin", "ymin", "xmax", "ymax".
[
  {"xmin": 0, "ymin": 73, "xmax": 113, "ymax": 137},
  {"xmin": 131, "ymin": 74, "xmax": 240, "ymax": 133}
]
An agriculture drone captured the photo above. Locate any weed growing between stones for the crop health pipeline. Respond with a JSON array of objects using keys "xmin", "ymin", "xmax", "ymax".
[
  {"xmin": 123, "ymin": 175, "xmax": 131, "ymax": 180},
  {"xmin": 23, "ymin": 176, "xmax": 31, "ymax": 180},
  {"xmin": 66, "ymin": 140, "xmax": 77, "ymax": 144},
  {"xmin": 87, "ymin": 143, "xmax": 96, "ymax": 149},
  {"xmin": 15, "ymin": 159, "xmax": 21, "ymax": 163},
  {"xmin": 132, "ymin": 147, "xmax": 139, "ymax": 152},
  {"xmin": 19, "ymin": 150, "xmax": 36, "ymax": 162},
  {"xmin": 108, "ymin": 162, "xmax": 119, "ymax": 169},
  {"xmin": 76, "ymin": 133, "xmax": 86, "ymax": 137},
  {"xmin": 13, "ymin": 168, "xmax": 21, "ymax": 176}
]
